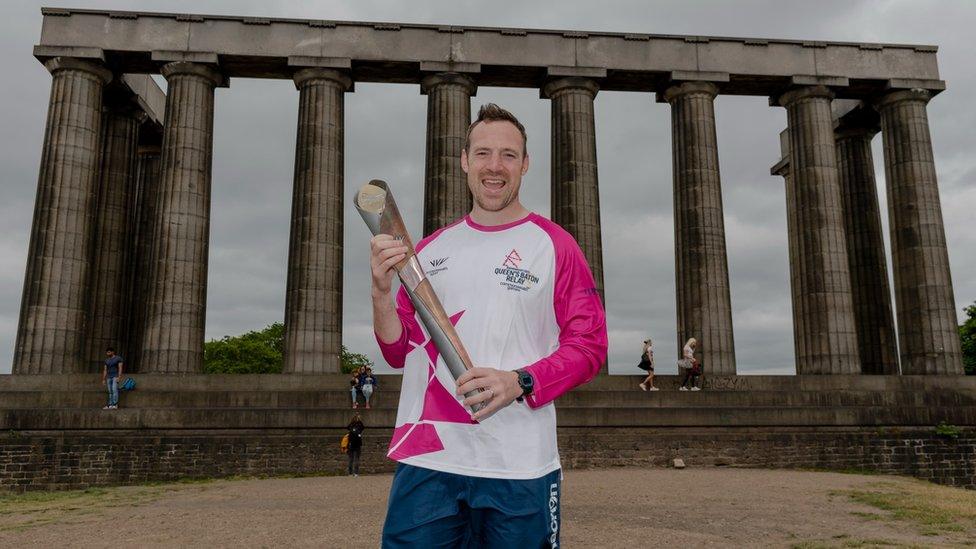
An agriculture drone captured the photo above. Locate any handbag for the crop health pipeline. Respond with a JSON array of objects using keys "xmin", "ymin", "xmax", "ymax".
[{"xmin": 119, "ymin": 377, "xmax": 136, "ymax": 391}]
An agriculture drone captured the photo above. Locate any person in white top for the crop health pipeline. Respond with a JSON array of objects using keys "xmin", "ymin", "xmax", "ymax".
[
  {"xmin": 679, "ymin": 337, "xmax": 700, "ymax": 391},
  {"xmin": 369, "ymin": 104, "xmax": 608, "ymax": 547}
]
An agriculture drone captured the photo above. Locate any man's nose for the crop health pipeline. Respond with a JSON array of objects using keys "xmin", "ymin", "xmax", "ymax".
[{"xmin": 487, "ymin": 153, "xmax": 504, "ymax": 171}]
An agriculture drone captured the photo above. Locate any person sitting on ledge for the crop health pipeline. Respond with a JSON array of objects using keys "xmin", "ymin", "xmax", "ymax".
[{"xmin": 359, "ymin": 366, "xmax": 378, "ymax": 409}]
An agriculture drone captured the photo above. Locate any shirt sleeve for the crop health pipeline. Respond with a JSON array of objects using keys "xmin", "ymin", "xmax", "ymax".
[
  {"xmin": 374, "ymin": 285, "xmax": 423, "ymax": 369},
  {"xmin": 522, "ymin": 235, "xmax": 608, "ymax": 409}
]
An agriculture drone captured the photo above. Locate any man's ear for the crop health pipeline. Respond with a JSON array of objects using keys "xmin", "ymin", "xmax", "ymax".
[
  {"xmin": 521, "ymin": 152, "xmax": 530, "ymax": 175},
  {"xmin": 461, "ymin": 149, "xmax": 469, "ymax": 173}
]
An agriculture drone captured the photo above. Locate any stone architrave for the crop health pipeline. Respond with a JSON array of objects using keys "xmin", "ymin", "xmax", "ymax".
[
  {"xmin": 876, "ymin": 89, "xmax": 964, "ymax": 375},
  {"xmin": 777, "ymin": 85, "xmax": 860, "ymax": 374},
  {"xmin": 125, "ymin": 144, "xmax": 162, "ymax": 372},
  {"xmin": 664, "ymin": 81, "xmax": 736, "ymax": 375},
  {"xmin": 282, "ymin": 68, "xmax": 352, "ymax": 373},
  {"xmin": 141, "ymin": 62, "xmax": 222, "ymax": 373},
  {"xmin": 834, "ymin": 117, "xmax": 899, "ymax": 375},
  {"xmin": 13, "ymin": 57, "xmax": 112, "ymax": 374},
  {"xmin": 421, "ymin": 73, "xmax": 475, "ymax": 237},
  {"xmin": 543, "ymin": 77, "xmax": 605, "ymax": 299},
  {"xmin": 85, "ymin": 99, "xmax": 145, "ymax": 369}
]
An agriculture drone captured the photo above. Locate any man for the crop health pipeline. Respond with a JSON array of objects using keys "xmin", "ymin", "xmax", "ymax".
[
  {"xmin": 102, "ymin": 347, "xmax": 124, "ymax": 410},
  {"xmin": 370, "ymin": 103, "xmax": 608, "ymax": 547}
]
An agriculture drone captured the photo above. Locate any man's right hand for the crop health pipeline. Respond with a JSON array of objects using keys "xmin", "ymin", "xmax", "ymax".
[{"xmin": 370, "ymin": 234, "xmax": 409, "ymax": 297}]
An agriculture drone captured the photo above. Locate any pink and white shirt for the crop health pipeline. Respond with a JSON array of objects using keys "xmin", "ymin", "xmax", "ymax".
[{"xmin": 376, "ymin": 213, "xmax": 608, "ymax": 479}]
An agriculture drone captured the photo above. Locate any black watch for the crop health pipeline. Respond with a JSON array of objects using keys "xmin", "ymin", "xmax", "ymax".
[{"xmin": 515, "ymin": 369, "xmax": 534, "ymax": 403}]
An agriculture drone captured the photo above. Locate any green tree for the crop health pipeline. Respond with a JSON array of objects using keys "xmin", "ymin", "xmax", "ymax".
[
  {"xmin": 961, "ymin": 302, "xmax": 976, "ymax": 375},
  {"xmin": 203, "ymin": 322, "xmax": 374, "ymax": 374}
]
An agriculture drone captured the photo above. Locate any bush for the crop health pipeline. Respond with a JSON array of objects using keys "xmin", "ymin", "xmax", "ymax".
[{"xmin": 203, "ymin": 322, "xmax": 374, "ymax": 374}]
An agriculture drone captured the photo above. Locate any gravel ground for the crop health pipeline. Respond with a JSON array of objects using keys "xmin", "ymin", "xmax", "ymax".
[{"xmin": 2, "ymin": 468, "xmax": 973, "ymax": 548}]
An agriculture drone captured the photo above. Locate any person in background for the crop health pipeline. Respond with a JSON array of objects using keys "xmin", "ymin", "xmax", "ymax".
[
  {"xmin": 350, "ymin": 370, "xmax": 362, "ymax": 409},
  {"xmin": 102, "ymin": 347, "xmax": 124, "ymax": 410},
  {"xmin": 359, "ymin": 366, "xmax": 378, "ymax": 409},
  {"xmin": 347, "ymin": 412, "xmax": 365, "ymax": 477},
  {"xmin": 638, "ymin": 338, "xmax": 658, "ymax": 391},
  {"xmin": 679, "ymin": 337, "xmax": 700, "ymax": 391}
]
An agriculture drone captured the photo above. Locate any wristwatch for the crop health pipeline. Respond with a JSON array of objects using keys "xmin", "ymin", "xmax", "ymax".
[{"xmin": 515, "ymin": 369, "xmax": 534, "ymax": 403}]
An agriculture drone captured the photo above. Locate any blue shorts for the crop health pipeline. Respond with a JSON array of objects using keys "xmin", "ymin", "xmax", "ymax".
[{"xmin": 382, "ymin": 463, "xmax": 561, "ymax": 548}]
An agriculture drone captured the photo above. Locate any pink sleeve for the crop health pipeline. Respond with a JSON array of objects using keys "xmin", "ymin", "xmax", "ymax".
[
  {"xmin": 374, "ymin": 286, "xmax": 422, "ymax": 369},
  {"xmin": 373, "ymin": 225, "xmax": 456, "ymax": 368},
  {"xmin": 523, "ymin": 221, "xmax": 608, "ymax": 408}
]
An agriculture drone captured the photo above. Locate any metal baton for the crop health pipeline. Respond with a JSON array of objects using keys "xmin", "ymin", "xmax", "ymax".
[{"xmin": 354, "ymin": 179, "xmax": 485, "ymax": 413}]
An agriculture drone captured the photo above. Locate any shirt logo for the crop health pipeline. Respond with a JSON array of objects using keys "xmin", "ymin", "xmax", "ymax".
[
  {"xmin": 502, "ymin": 249, "xmax": 522, "ymax": 269},
  {"xmin": 426, "ymin": 257, "xmax": 449, "ymax": 276},
  {"xmin": 494, "ymin": 249, "xmax": 540, "ymax": 292}
]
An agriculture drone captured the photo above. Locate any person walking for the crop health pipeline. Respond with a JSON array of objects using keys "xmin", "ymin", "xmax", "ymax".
[
  {"xmin": 638, "ymin": 338, "xmax": 658, "ymax": 391},
  {"xmin": 679, "ymin": 337, "xmax": 700, "ymax": 391},
  {"xmin": 347, "ymin": 413, "xmax": 365, "ymax": 476}
]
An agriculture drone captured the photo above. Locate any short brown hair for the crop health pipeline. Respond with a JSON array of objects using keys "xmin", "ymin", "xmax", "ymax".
[{"xmin": 463, "ymin": 103, "xmax": 528, "ymax": 155}]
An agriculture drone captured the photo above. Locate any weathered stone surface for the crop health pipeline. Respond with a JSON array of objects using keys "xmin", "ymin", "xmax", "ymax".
[
  {"xmin": 36, "ymin": 8, "xmax": 943, "ymax": 96},
  {"xmin": 664, "ymin": 82, "xmax": 736, "ymax": 375},
  {"xmin": 85, "ymin": 101, "xmax": 143, "ymax": 370},
  {"xmin": 125, "ymin": 145, "xmax": 162, "ymax": 373},
  {"xmin": 141, "ymin": 62, "xmax": 222, "ymax": 373},
  {"xmin": 544, "ymin": 77, "xmax": 605, "ymax": 303},
  {"xmin": 282, "ymin": 68, "xmax": 351, "ymax": 374},
  {"xmin": 877, "ymin": 89, "xmax": 964, "ymax": 375},
  {"xmin": 13, "ymin": 57, "xmax": 111, "ymax": 375},
  {"xmin": 834, "ymin": 116, "xmax": 899, "ymax": 375},
  {"xmin": 777, "ymin": 86, "xmax": 860, "ymax": 374},
  {"xmin": 421, "ymin": 72, "xmax": 475, "ymax": 236}
]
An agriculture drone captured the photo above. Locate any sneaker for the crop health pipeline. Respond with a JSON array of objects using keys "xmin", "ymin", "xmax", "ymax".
[
  {"xmin": 352, "ymin": 403, "xmax": 358, "ymax": 409},
  {"xmin": 109, "ymin": 405, "xmax": 118, "ymax": 409},
  {"xmin": 354, "ymin": 473, "xmax": 359, "ymax": 477},
  {"xmin": 649, "ymin": 386, "xmax": 659, "ymax": 391},
  {"xmin": 690, "ymin": 387, "xmax": 701, "ymax": 391},
  {"xmin": 638, "ymin": 383, "xmax": 647, "ymax": 391},
  {"xmin": 679, "ymin": 387, "xmax": 689, "ymax": 391},
  {"xmin": 365, "ymin": 403, "xmax": 371, "ymax": 409},
  {"xmin": 102, "ymin": 405, "xmax": 111, "ymax": 410}
]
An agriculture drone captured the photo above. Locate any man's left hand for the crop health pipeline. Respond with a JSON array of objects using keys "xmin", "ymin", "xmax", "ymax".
[{"xmin": 456, "ymin": 367, "xmax": 522, "ymax": 422}]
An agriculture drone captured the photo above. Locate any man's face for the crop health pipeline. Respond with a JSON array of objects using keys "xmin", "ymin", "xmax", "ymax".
[
  {"xmin": 461, "ymin": 120, "xmax": 529, "ymax": 215},
  {"xmin": 105, "ymin": 351, "xmax": 114, "ymax": 358}
]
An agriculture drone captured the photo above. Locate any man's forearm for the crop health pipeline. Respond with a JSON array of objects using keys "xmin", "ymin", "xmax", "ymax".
[{"xmin": 373, "ymin": 290, "xmax": 403, "ymax": 344}]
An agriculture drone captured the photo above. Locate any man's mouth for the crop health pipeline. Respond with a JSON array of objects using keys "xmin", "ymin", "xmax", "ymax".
[{"xmin": 482, "ymin": 178, "xmax": 506, "ymax": 192}]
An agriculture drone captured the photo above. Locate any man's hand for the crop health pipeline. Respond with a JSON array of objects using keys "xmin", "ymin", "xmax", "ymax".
[
  {"xmin": 370, "ymin": 234, "xmax": 409, "ymax": 297},
  {"xmin": 456, "ymin": 367, "xmax": 522, "ymax": 422}
]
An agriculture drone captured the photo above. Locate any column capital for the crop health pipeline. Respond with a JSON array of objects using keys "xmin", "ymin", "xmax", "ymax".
[
  {"xmin": 774, "ymin": 85, "xmax": 834, "ymax": 107},
  {"xmin": 541, "ymin": 76, "xmax": 599, "ymax": 100},
  {"xmin": 43, "ymin": 57, "xmax": 112, "ymax": 84},
  {"xmin": 875, "ymin": 88, "xmax": 932, "ymax": 110},
  {"xmin": 420, "ymin": 72, "xmax": 476, "ymax": 96},
  {"xmin": 161, "ymin": 61, "xmax": 226, "ymax": 87},
  {"xmin": 662, "ymin": 81, "xmax": 719, "ymax": 103},
  {"xmin": 292, "ymin": 68, "xmax": 353, "ymax": 91}
]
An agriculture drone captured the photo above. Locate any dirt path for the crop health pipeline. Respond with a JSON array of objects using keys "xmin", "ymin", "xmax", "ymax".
[{"xmin": 2, "ymin": 468, "xmax": 974, "ymax": 548}]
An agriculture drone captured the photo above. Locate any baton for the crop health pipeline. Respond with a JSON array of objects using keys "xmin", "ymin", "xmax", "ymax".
[{"xmin": 354, "ymin": 180, "xmax": 485, "ymax": 413}]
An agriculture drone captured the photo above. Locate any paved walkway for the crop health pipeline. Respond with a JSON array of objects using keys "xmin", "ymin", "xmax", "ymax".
[{"xmin": 2, "ymin": 468, "xmax": 974, "ymax": 547}]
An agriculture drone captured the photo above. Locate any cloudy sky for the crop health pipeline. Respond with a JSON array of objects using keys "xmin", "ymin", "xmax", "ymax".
[{"xmin": 1, "ymin": 0, "xmax": 973, "ymax": 376}]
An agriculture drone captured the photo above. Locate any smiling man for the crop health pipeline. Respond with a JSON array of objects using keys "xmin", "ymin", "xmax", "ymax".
[{"xmin": 370, "ymin": 103, "xmax": 608, "ymax": 548}]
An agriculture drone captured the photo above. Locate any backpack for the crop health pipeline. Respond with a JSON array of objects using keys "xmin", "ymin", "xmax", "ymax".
[
  {"xmin": 340, "ymin": 433, "xmax": 349, "ymax": 454},
  {"xmin": 119, "ymin": 377, "xmax": 136, "ymax": 391}
]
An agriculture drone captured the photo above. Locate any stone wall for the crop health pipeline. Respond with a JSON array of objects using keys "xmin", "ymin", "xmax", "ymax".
[{"xmin": 3, "ymin": 427, "xmax": 973, "ymax": 492}]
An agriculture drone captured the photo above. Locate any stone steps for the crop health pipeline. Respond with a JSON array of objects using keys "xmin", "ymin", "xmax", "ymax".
[
  {"xmin": 3, "ymin": 404, "xmax": 974, "ymax": 430},
  {"xmin": 2, "ymin": 388, "xmax": 974, "ymax": 409}
]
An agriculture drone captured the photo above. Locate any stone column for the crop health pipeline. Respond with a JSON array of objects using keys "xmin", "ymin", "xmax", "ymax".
[
  {"xmin": 663, "ymin": 82, "xmax": 736, "ymax": 374},
  {"xmin": 282, "ymin": 69, "xmax": 352, "ymax": 373},
  {"xmin": 777, "ymin": 86, "xmax": 860, "ymax": 374},
  {"xmin": 543, "ymin": 77, "xmax": 605, "ymax": 298},
  {"xmin": 876, "ymin": 89, "xmax": 963, "ymax": 374},
  {"xmin": 125, "ymin": 144, "xmax": 162, "ymax": 372},
  {"xmin": 141, "ymin": 62, "xmax": 222, "ymax": 373},
  {"xmin": 85, "ymin": 99, "xmax": 144, "ymax": 369},
  {"xmin": 834, "ymin": 118, "xmax": 899, "ymax": 374},
  {"xmin": 13, "ymin": 57, "xmax": 111, "ymax": 374},
  {"xmin": 421, "ymin": 73, "xmax": 475, "ymax": 236}
]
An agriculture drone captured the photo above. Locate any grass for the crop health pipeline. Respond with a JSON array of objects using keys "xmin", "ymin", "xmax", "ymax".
[{"xmin": 835, "ymin": 478, "xmax": 976, "ymax": 539}]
